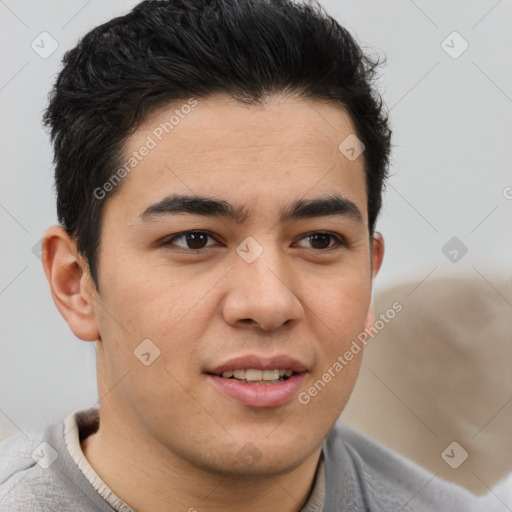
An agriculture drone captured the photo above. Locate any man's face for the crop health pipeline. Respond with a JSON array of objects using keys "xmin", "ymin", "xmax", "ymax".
[{"xmin": 87, "ymin": 93, "xmax": 382, "ymax": 476}]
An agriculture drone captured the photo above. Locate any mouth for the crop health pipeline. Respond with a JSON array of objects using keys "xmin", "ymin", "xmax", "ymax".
[
  {"xmin": 205, "ymin": 355, "xmax": 308, "ymax": 407},
  {"xmin": 211, "ymin": 368, "xmax": 296, "ymax": 384}
]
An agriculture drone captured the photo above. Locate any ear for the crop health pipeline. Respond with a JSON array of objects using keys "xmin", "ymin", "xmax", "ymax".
[
  {"xmin": 41, "ymin": 225, "xmax": 100, "ymax": 342},
  {"xmin": 370, "ymin": 231, "xmax": 385, "ymax": 280},
  {"xmin": 364, "ymin": 232, "xmax": 385, "ymax": 333}
]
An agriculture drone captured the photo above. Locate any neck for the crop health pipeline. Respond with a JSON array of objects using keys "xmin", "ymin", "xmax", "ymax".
[{"xmin": 80, "ymin": 409, "xmax": 323, "ymax": 512}]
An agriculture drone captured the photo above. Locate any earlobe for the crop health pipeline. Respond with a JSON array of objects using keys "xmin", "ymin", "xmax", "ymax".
[{"xmin": 41, "ymin": 225, "xmax": 100, "ymax": 342}]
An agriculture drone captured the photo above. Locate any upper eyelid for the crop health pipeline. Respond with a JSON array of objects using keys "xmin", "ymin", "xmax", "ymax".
[
  {"xmin": 303, "ymin": 231, "xmax": 347, "ymax": 248},
  {"xmin": 164, "ymin": 230, "xmax": 347, "ymax": 247},
  {"xmin": 164, "ymin": 230, "xmax": 217, "ymax": 244}
]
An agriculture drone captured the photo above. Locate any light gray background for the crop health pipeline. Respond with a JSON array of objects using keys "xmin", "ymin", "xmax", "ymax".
[{"xmin": 1, "ymin": 0, "xmax": 511, "ymax": 437}]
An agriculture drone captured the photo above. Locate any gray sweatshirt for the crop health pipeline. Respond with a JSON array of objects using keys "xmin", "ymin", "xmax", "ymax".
[{"xmin": 0, "ymin": 408, "xmax": 487, "ymax": 511}]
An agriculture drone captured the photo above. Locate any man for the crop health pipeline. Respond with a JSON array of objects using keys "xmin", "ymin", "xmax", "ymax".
[{"xmin": 0, "ymin": 1, "xmax": 484, "ymax": 511}]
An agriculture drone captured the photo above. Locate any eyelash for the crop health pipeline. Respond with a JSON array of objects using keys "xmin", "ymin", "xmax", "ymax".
[{"xmin": 161, "ymin": 230, "xmax": 347, "ymax": 252}]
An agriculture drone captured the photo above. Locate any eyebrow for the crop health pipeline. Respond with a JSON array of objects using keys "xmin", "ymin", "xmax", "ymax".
[{"xmin": 137, "ymin": 193, "xmax": 363, "ymax": 224}]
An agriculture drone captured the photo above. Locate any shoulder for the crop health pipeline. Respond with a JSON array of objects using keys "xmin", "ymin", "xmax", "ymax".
[
  {"xmin": 324, "ymin": 422, "xmax": 487, "ymax": 512},
  {"xmin": 0, "ymin": 427, "xmax": 47, "ymax": 487},
  {"xmin": 0, "ymin": 417, "xmax": 107, "ymax": 512},
  {"xmin": 0, "ymin": 426, "xmax": 61, "ymax": 511}
]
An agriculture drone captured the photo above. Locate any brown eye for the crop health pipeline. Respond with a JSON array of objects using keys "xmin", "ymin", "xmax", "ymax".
[
  {"xmin": 308, "ymin": 233, "xmax": 333, "ymax": 249},
  {"xmin": 296, "ymin": 232, "xmax": 344, "ymax": 250},
  {"xmin": 164, "ymin": 231, "xmax": 215, "ymax": 250}
]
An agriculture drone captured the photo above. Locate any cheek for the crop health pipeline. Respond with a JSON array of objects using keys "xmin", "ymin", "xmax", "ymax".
[
  {"xmin": 305, "ymin": 269, "xmax": 372, "ymax": 395},
  {"xmin": 304, "ymin": 265, "xmax": 372, "ymax": 330},
  {"xmin": 94, "ymin": 264, "xmax": 206, "ymax": 407},
  {"xmin": 98, "ymin": 257, "xmax": 190, "ymax": 333},
  {"xmin": 302, "ymin": 275, "xmax": 369, "ymax": 415},
  {"xmin": 95, "ymin": 257, "xmax": 219, "ymax": 377}
]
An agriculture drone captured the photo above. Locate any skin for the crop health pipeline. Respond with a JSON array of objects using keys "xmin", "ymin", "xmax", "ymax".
[{"xmin": 42, "ymin": 93, "xmax": 384, "ymax": 512}]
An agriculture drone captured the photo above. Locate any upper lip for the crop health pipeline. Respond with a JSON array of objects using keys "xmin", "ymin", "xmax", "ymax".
[{"xmin": 206, "ymin": 354, "xmax": 309, "ymax": 375}]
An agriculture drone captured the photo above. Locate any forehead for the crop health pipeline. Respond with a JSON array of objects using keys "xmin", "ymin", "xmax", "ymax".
[{"xmin": 104, "ymin": 93, "xmax": 368, "ymax": 225}]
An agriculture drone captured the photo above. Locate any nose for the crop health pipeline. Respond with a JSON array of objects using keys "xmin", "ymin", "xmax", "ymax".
[{"xmin": 222, "ymin": 242, "xmax": 304, "ymax": 332}]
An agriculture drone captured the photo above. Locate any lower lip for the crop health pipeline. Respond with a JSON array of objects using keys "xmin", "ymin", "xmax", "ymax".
[{"xmin": 207, "ymin": 373, "xmax": 307, "ymax": 408}]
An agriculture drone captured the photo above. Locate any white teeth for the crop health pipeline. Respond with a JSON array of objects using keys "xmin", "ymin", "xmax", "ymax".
[
  {"xmin": 220, "ymin": 369, "xmax": 294, "ymax": 381},
  {"xmin": 233, "ymin": 369, "xmax": 245, "ymax": 379},
  {"xmin": 245, "ymin": 369, "xmax": 263, "ymax": 381},
  {"xmin": 262, "ymin": 369, "xmax": 280, "ymax": 381}
]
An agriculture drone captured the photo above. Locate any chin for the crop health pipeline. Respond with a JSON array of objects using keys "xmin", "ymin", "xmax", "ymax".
[
  {"xmin": 180, "ymin": 432, "xmax": 319, "ymax": 479},
  {"xmin": 195, "ymin": 450, "xmax": 309, "ymax": 479}
]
